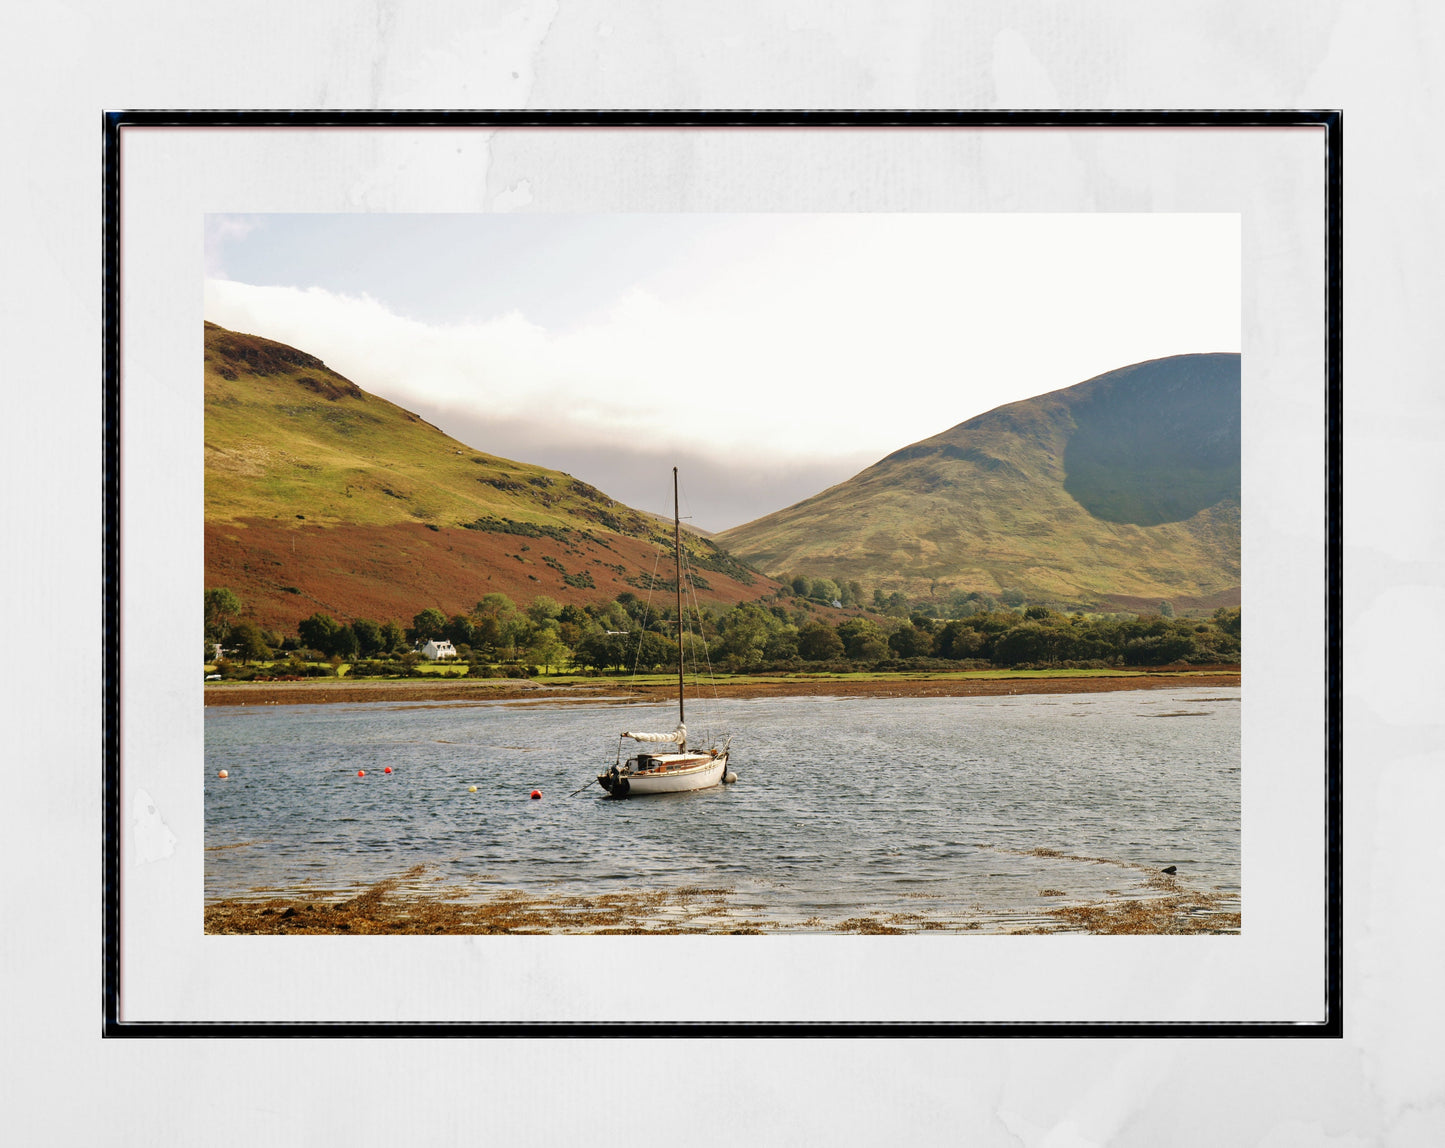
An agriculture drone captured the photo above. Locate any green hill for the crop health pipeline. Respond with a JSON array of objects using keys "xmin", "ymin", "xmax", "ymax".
[
  {"xmin": 203, "ymin": 322, "xmax": 774, "ymax": 629},
  {"xmin": 716, "ymin": 353, "xmax": 1241, "ymax": 610}
]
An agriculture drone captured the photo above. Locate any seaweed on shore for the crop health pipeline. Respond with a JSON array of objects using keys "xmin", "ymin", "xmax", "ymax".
[{"xmin": 205, "ymin": 863, "xmax": 1238, "ymax": 937}]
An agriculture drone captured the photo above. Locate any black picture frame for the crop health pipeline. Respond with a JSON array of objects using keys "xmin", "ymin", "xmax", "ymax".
[{"xmin": 103, "ymin": 108, "xmax": 1341, "ymax": 1037}]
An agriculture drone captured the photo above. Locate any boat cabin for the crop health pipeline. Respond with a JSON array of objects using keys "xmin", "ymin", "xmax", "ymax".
[{"xmin": 628, "ymin": 751, "xmax": 716, "ymax": 776}]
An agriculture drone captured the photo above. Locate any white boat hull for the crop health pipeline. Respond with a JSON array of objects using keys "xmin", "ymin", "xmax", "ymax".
[
  {"xmin": 600, "ymin": 751, "xmax": 729, "ymax": 797},
  {"xmin": 626, "ymin": 753, "xmax": 727, "ymax": 795}
]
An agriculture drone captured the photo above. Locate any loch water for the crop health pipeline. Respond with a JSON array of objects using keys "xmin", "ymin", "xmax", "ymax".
[{"xmin": 204, "ymin": 688, "xmax": 1240, "ymax": 929}]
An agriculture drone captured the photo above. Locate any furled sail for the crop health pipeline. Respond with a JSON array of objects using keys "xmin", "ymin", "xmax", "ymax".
[{"xmin": 623, "ymin": 723, "xmax": 687, "ymax": 747}]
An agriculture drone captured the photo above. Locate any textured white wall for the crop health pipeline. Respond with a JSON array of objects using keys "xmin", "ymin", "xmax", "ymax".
[{"xmin": 3, "ymin": 2, "xmax": 1440, "ymax": 1144}]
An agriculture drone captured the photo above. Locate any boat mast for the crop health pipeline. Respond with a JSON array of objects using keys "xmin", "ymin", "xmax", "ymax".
[{"xmin": 674, "ymin": 466, "xmax": 685, "ymax": 728}]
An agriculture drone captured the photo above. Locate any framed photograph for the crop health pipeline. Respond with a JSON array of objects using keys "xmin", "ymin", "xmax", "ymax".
[{"xmin": 104, "ymin": 110, "xmax": 1340, "ymax": 1033}]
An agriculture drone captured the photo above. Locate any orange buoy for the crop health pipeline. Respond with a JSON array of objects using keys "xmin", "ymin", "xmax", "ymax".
[
  {"xmin": 468, "ymin": 785, "xmax": 477, "ymax": 793},
  {"xmin": 530, "ymin": 789, "xmax": 542, "ymax": 800},
  {"xmin": 384, "ymin": 767, "xmax": 392, "ymax": 774},
  {"xmin": 357, "ymin": 770, "xmax": 366, "ymax": 777},
  {"xmin": 218, "ymin": 770, "xmax": 228, "ymax": 779}
]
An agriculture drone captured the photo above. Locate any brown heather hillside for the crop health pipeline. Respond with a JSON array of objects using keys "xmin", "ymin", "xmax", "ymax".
[
  {"xmin": 717, "ymin": 354, "xmax": 1241, "ymax": 609},
  {"xmin": 203, "ymin": 323, "xmax": 778, "ymax": 630}
]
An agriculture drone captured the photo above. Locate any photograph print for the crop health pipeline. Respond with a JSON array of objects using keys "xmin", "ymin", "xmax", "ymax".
[{"xmin": 199, "ymin": 211, "xmax": 1243, "ymax": 940}]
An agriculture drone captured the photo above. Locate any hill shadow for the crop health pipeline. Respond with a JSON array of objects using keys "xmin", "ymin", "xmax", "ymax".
[{"xmin": 1062, "ymin": 353, "xmax": 1240, "ymax": 527}]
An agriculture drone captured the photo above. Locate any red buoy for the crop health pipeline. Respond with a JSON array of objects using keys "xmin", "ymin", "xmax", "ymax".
[
  {"xmin": 217, "ymin": 770, "xmax": 228, "ymax": 779},
  {"xmin": 357, "ymin": 770, "xmax": 366, "ymax": 777},
  {"xmin": 384, "ymin": 767, "xmax": 392, "ymax": 774},
  {"xmin": 530, "ymin": 789, "xmax": 542, "ymax": 800}
]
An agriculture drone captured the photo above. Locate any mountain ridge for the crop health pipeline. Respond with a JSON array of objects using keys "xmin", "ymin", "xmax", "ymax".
[
  {"xmin": 203, "ymin": 322, "xmax": 778, "ymax": 629},
  {"xmin": 717, "ymin": 353, "xmax": 1241, "ymax": 607}
]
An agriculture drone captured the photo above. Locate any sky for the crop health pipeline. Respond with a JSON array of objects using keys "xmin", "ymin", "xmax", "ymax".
[{"xmin": 204, "ymin": 213, "xmax": 1240, "ymax": 532}]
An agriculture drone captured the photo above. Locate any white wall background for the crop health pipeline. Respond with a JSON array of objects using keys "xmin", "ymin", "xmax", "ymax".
[{"xmin": 2, "ymin": 2, "xmax": 1439, "ymax": 1143}]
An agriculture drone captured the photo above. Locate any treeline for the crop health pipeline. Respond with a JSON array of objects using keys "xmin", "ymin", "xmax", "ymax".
[
  {"xmin": 775, "ymin": 574, "xmax": 1098, "ymax": 620},
  {"xmin": 608, "ymin": 600, "xmax": 1241, "ymax": 672},
  {"xmin": 205, "ymin": 589, "xmax": 583, "ymax": 676},
  {"xmin": 205, "ymin": 585, "xmax": 1241, "ymax": 678}
]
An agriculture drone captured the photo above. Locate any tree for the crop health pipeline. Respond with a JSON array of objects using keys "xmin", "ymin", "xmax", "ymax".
[
  {"xmin": 298, "ymin": 612, "xmax": 341, "ymax": 655},
  {"xmin": 204, "ymin": 587, "xmax": 242, "ymax": 639},
  {"xmin": 411, "ymin": 607, "xmax": 447, "ymax": 642},
  {"xmin": 1194, "ymin": 621, "xmax": 1240, "ymax": 663},
  {"xmin": 992, "ymin": 622, "xmax": 1054, "ymax": 666},
  {"xmin": 527, "ymin": 595, "xmax": 562, "ymax": 625},
  {"xmin": 810, "ymin": 577, "xmax": 840, "ymax": 605},
  {"xmin": 598, "ymin": 600, "xmax": 631, "ymax": 634},
  {"xmin": 1000, "ymin": 588, "xmax": 1027, "ymax": 608},
  {"xmin": 556, "ymin": 619, "xmax": 584, "ymax": 648},
  {"xmin": 764, "ymin": 627, "xmax": 800, "ymax": 662},
  {"xmin": 837, "ymin": 617, "xmax": 888, "ymax": 661},
  {"xmin": 557, "ymin": 603, "xmax": 589, "ymax": 628},
  {"xmin": 527, "ymin": 629, "xmax": 569, "ymax": 674},
  {"xmin": 716, "ymin": 603, "xmax": 776, "ymax": 667},
  {"xmin": 326, "ymin": 624, "xmax": 356, "ymax": 659},
  {"xmin": 1213, "ymin": 606, "xmax": 1241, "ymax": 640},
  {"xmin": 680, "ymin": 631, "xmax": 712, "ymax": 670},
  {"xmin": 936, "ymin": 619, "xmax": 984, "ymax": 660},
  {"xmin": 791, "ymin": 574, "xmax": 811, "ymax": 597},
  {"xmin": 1123, "ymin": 631, "xmax": 1199, "ymax": 666},
  {"xmin": 946, "ymin": 589, "xmax": 977, "ymax": 617},
  {"xmin": 797, "ymin": 621, "xmax": 844, "ymax": 662},
  {"xmin": 228, "ymin": 620, "xmax": 273, "ymax": 664},
  {"xmin": 351, "ymin": 618, "xmax": 384, "ymax": 657},
  {"xmin": 471, "ymin": 614, "xmax": 502, "ymax": 657},
  {"xmin": 1158, "ymin": 600, "xmax": 1175, "ymax": 618},
  {"xmin": 879, "ymin": 591, "xmax": 910, "ymax": 618},
  {"xmin": 472, "ymin": 594, "xmax": 524, "ymax": 659},
  {"xmin": 888, "ymin": 623, "xmax": 934, "ymax": 658},
  {"xmin": 575, "ymin": 632, "xmax": 629, "ymax": 671},
  {"xmin": 379, "ymin": 620, "xmax": 406, "ymax": 654},
  {"xmin": 444, "ymin": 613, "xmax": 476, "ymax": 648},
  {"xmin": 635, "ymin": 630, "xmax": 673, "ymax": 672},
  {"xmin": 475, "ymin": 592, "xmax": 519, "ymax": 617}
]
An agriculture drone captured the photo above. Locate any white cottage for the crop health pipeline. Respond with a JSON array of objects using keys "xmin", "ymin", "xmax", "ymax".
[{"xmin": 421, "ymin": 638, "xmax": 458, "ymax": 661}]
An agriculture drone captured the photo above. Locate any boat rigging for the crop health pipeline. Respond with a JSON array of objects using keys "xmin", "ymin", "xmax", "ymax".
[{"xmin": 595, "ymin": 467, "xmax": 734, "ymax": 798}]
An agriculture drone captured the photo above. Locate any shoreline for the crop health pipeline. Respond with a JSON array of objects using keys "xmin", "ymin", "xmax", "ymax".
[
  {"xmin": 204, "ymin": 667, "xmax": 1240, "ymax": 707},
  {"xmin": 204, "ymin": 866, "xmax": 1241, "ymax": 936}
]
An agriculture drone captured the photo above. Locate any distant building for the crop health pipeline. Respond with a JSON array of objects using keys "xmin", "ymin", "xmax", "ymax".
[{"xmin": 421, "ymin": 639, "xmax": 458, "ymax": 661}]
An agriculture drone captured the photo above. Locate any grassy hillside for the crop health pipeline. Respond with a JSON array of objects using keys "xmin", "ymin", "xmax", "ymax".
[
  {"xmin": 205, "ymin": 321, "xmax": 665, "ymax": 533},
  {"xmin": 716, "ymin": 354, "xmax": 1240, "ymax": 608},
  {"xmin": 204, "ymin": 323, "xmax": 775, "ymax": 628}
]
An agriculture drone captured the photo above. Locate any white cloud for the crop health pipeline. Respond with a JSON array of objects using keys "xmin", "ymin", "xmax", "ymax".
[{"xmin": 204, "ymin": 213, "xmax": 1239, "ymax": 527}]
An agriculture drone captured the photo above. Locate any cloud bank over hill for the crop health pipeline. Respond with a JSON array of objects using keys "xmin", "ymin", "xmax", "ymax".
[{"xmin": 205, "ymin": 213, "xmax": 1240, "ymax": 530}]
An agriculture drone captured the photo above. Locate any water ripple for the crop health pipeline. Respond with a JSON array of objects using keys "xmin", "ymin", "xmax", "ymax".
[{"xmin": 206, "ymin": 690, "xmax": 1240, "ymax": 924}]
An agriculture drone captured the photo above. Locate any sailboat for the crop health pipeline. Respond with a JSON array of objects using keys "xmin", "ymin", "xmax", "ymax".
[{"xmin": 596, "ymin": 468, "xmax": 734, "ymax": 798}]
